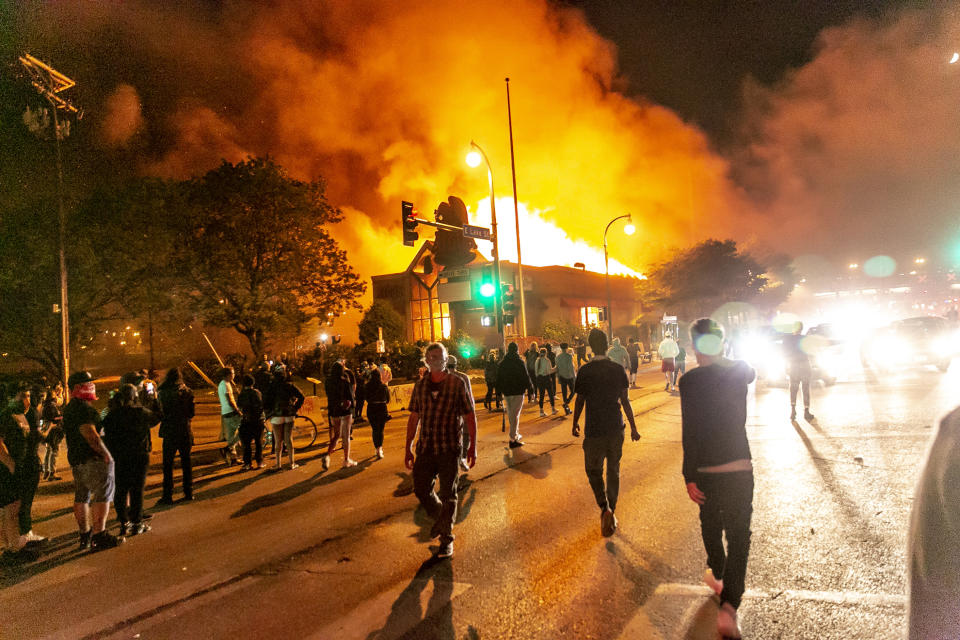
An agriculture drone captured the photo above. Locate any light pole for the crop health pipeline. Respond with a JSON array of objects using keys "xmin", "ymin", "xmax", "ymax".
[
  {"xmin": 504, "ymin": 78, "xmax": 528, "ymax": 337},
  {"xmin": 18, "ymin": 54, "xmax": 82, "ymax": 390},
  {"xmin": 466, "ymin": 142, "xmax": 505, "ymax": 353},
  {"xmin": 603, "ymin": 214, "xmax": 635, "ymax": 343}
]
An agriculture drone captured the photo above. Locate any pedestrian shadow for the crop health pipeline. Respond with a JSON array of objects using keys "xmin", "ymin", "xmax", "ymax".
[
  {"xmin": 682, "ymin": 598, "xmax": 722, "ymax": 640},
  {"xmin": 502, "ymin": 448, "xmax": 552, "ymax": 479},
  {"xmin": 789, "ymin": 420, "xmax": 891, "ymax": 552},
  {"xmin": 394, "ymin": 472, "xmax": 415, "ymax": 497},
  {"xmin": 0, "ymin": 530, "xmax": 105, "ymax": 588},
  {"xmin": 365, "ymin": 556, "xmax": 456, "ymax": 640},
  {"xmin": 229, "ymin": 459, "xmax": 372, "ymax": 519}
]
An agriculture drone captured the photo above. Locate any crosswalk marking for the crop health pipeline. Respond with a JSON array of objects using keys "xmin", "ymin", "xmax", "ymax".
[{"xmin": 653, "ymin": 582, "xmax": 906, "ymax": 606}]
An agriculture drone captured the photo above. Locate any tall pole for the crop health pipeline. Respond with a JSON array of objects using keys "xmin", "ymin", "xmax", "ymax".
[
  {"xmin": 505, "ymin": 78, "xmax": 527, "ymax": 337},
  {"xmin": 52, "ymin": 106, "xmax": 70, "ymax": 389},
  {"xmin": 470, "ymin": 141, "xmax": 506, "ymax": 354},
  {"xmin": 603, "ymin": 214, "xmax": 632, "ymax": 343},
  {"xmin": 19, "ymin": 55, "xmax": 81, "ymax": 390}
]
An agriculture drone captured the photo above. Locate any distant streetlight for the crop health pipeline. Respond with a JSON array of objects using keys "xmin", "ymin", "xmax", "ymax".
[
  {"xmin": 915, "ymin": 257, "xmax": 926, "ymax": 264},
  {"xmin": 950, "ymin": 52, "xmax": 959, "ymax": 64},
  {"xmin": 466, "ymin": 141, "xmax": 505, "ymax": 353},
  {"xmin": 849, "ymin": 263, "xmax": 859, "ymax": 269},
  {"xmin": 603, "ymin": 214, "xmax": 634, "ymax": 342}
]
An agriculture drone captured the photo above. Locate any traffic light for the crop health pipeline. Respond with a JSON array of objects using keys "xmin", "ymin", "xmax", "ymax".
[
  {"xmin": 432, "ymin": 196, "xmax": 477, "ymax": 267},
  {"xmin": 401, "ymin": 201, "xmax": 418, "ymax": 247},
  {"xmin": 477, "ymin": 265, "xmax": 496, "ymax": 313},
  {"xmin": 502, "ymin": 283, "xmax": 516, "ymax": 325}
]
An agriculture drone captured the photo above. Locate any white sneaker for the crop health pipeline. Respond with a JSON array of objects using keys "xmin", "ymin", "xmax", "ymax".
[
  {"xmin": 343, "ymin": 459, "xmax": 358, "ymax": 468},
  {"xmin": 24, "ymin": 530, "xmax": 46, "ymax": 543},
  {"xmin": 717, "ymin": 602, "xmax": 741, "ymax": 639},
  {"xmin": 321, "ymin": 455, "xmax": 330, "ymax": 470},
  {"xmin": 550, "ymin": 408, "xmax": 558, "ymax": 415},
  {"xmin": 376, "ymin": 447, "xmax": 384, "ymax": 459},
  {"xmin": 703, "ymin": 568, "xmax": 723, "ymax": 595},
  {"xmin": 539, "ymin": 411, "xmax": 547, "ymax": 417}
]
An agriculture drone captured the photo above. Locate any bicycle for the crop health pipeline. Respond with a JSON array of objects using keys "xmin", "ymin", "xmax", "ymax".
[{"xmin": 262, "ymin": 414, "xmax": 319, "ymax": 454}]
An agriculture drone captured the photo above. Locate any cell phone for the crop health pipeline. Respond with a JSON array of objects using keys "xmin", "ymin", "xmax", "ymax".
[{"xmin": 145, "ymin": 382, "xmax": 155, "ymax": 394}]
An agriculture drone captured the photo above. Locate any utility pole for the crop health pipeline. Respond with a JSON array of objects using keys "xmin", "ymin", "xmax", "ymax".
[
  {"xmin": 18, "ymin": 53, "xmax": 82, "ymax": 390},
  {"xmin": 505, "ymin": 78, "xmax": 528, "ymax": 337}
]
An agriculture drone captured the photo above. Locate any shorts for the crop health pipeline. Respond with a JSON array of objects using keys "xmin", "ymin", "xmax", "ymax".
[
  {"xmin": 661, "ymin": 358, "xmax": 676, "ymax": 373},
  {"xmin": 221, "ymin": 413, "xmax": 242, "ymax": 440},
  {"xmin": 630, "ymin": 360, "xmax": 639, "ymax": 375},
  {"xmin": 72, "ymin": 457, "xmax": 116, "ymax": 504},
  {"xmin": 270, "ymin": 416, "xmax": 294, "ymax": 425}
]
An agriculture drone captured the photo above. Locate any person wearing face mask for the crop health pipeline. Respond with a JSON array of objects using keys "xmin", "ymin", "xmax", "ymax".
[{"xmin": 63, "ymin": 371, "xmax": 124, "ymax": 551}]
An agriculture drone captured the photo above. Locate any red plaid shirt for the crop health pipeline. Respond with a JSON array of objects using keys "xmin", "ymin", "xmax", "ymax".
[{"xmin": 408, "ymin": 371, "xmax": 472, "ymax": 455}]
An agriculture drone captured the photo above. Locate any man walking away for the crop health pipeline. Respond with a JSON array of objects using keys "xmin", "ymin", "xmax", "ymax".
[
  {"xmin": 627, "ymin": 337, "xmax": 641, "ymax": 388},
  {"xmin": 535, "ymin": 348, "xmax": 558, "ymax": 417},
  {"xmin": 217, "ymin": 367, "xmax": 242, "ymax": 465},
  {"xmin": 782, "ymin": 321, "xmax": 815, "ymax": 422},
  {"xmin": 404, "ymin": 343, "xmax": 477, "ymax": 559},
  {"xmin": 524, "ymin": 343, "xmax": 539, "ymax": 402},
  {"xmin": 157, "ymin": 367, "xmax": 195, "ymax": 504},
  {"xmin": 575, "ymin": 336, "xmax": 588, "ymax": 367},
  {"xmin": 483, "ymin": 351, "xmax": 502, "ymax": 412},
  {"xmin": 63, "ymin": 371, "xmax": 124, "ymax": 551},
  {"xmin": 658, "ymin": 332, "xmax": 680, "ymax": 391},
  {"xmin": 497, "ymin": 343, "xmax": 533, "ymax": 449},
  {"xmin": 572, "ymin": 329, "xmax": 641, "ymax": 537},
  {"xmin": 679, "ymin": 318, "xmax": 756, "ymax": 639},
  {"xmin": 446, "ymin": 355, "xmax": 475, "ymax": 472},
  {"xmin": 556, "ymin": 343, "xmax": 576, "ymax": 416},
  {"xmin": 673, "ymin": 341, "xmax": 687, "ymax": 388}
]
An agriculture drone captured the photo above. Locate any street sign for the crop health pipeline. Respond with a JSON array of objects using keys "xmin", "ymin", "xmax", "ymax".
[
  {"xmin": 662, "ymin": 315, "xmax": 677, "ymax": 323},
  {"xmin": 463, "ymin": 224, "xmax": 491, "ymax": 240},
  {"xmin": 441, "ymin": 267, "xmax": 469, "ymax": 279}
]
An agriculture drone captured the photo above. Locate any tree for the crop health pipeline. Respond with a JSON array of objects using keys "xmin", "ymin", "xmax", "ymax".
[
  {"xmin": 637, "ymin": 239, "xmax": 795, "ymax": 320},
  {"xmin": 175, "ymin": 157, "xmax": 366, "ymax": 357},
  {"xmin": 358, "ymin": 301, "xmax": 405, "ymax": 345},
  {"xmin": 539, "ymin": 319, "xmax": 581, "ymax": 344}
]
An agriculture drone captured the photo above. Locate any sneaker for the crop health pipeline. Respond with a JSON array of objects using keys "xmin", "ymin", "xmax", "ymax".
[
  {"xmin": 23, "ymin": 530, "xmax": 46, "ymax": 543},
  {"xmin": 508, "ymin": 440, "xmax": 524, "ymax": 448},
  {"xmin": 78, "ymin": 530, "xmax": 92, "ymax": 550},
  {"xmin": 289, "ymin": 463, "xmax": 300, "ymax": 470},
  {"xmin": 321, "ymin": 455, "xmax": 330, "ymax": 470},
  {"xmin": 91, "ymin": 531, "xmax": 125, "ymax": 551},
  {"xmin": 551, "ymin": 408, "xmax": 558, "ymax": 415},
  {"xmin": 601, "ymin": 508, "xmax": 615, "ymax": 537},
  {"xmin": 459, "ymin": 457, "xmax": 470, "ymax": 472},
  {"xmin": 716, "ymin": 602, "xmax": 741, "ymax": 639},
  {"xmin": 131, "ymin": 522, "xmax": 151, "ymax": 536},
  {"xmin": 252, "ymin": 461, "xmax": 260, "ymax": 470},
  {"xmin": 118, "ymin": 521, "xmax": 130, "ymax": 536},
  {"xmin": 804, "ymin": 410, "xmax": 816, "ymax": 421},
  {"xmin": 790, "ymin": 407, "xmax": 797, "ymax": 421},
  {"xmin": 376, "ymin": 447, "xmax": 385, "ymax": 460},
  {"xmin": 564, "ymin": 406, "xmax": 572, "ymax": 416},
  {"xmin": 539, "ymin": 411, "xmax": 547, "ymax": 417},
  {"xmin": 156, "ymin": 497, "xmax": 175, "ymax": 506},
  {"xmin": 180, "ymin": 495, "xmax": 195, "ymax": 502},
  {"xmin": 435, "ymin": 541, "xmax": 454, "ymax": 558},
  {"xmin": 703, "ymin": 568, "xmax": 724, "ymax": 595},
  {"xmin": 342, "ymin": 459, "xmax": 357, "ymax": 468},
  {"xmin": 241, "ymin": 464, "xmax": 251, "ymax": 471}
]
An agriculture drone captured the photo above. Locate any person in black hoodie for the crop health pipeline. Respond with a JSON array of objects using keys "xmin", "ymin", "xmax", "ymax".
[
  {"xmin": 482, "ymin": 351, "xmax": 502, "ymax": 411},
  {"xmin": 365, "ymin": 368, "xmax": 391, "ymax": 460},
  {"xmin": 103, "ymin": 384, "xmax": 159, "ymax": 535},
  {"xmin": 496, "ymin": 342, "xmax": 533, "ymax": 448},
  {"xmin": 263, "ymin": 369, "xmax": 305, "ymax": 471},
  {"xmin": 157, "ymin": 368, "xmax": 195, "ymax": 504},
  {"xmin": 237, "ymin": 374, "xmax": 265, "ymax": 470},
  {"xmin": 322, "ymin": 362, "xmax": 355, "ymax": 470}
]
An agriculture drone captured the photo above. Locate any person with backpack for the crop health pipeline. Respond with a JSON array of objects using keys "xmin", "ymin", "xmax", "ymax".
[
  {"xmin": 237, "ymin": 375, "xmax": 265, "ymax": 470},
  {"xmin": 263, "ymin": 369, "xmax": 305, "ymax": 471}
]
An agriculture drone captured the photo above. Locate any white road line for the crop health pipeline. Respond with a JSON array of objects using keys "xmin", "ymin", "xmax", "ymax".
[{"xmin": 653, "ymin": 582, "xmax": 906, "ymax": 606}]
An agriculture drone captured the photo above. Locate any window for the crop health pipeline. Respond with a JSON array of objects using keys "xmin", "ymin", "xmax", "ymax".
[
  {"xmin": 411, "ymin": 279, "xmax": 450, "ymax": 341},
  {"xmin": 580, "ymin": 306, "xmax": 603, "ymax": 328}
]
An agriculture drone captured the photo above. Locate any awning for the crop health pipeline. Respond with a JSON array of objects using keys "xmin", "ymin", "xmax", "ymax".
[{"xmin": 560, "ymin": 297, "xmax": 603, "ymax": 308}]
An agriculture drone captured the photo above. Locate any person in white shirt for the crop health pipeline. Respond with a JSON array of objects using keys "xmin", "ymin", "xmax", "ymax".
[
  {"xmin": 658, "ymin": 333, "xmax": 680, "ymax": 392},
  {"xmin": 217, "ymin": 367, "xmax": 241, "ymax": 466}
]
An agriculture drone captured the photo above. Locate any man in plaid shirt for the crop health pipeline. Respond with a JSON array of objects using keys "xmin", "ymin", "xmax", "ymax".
[{"xmin": 405, "ymin": 342, "xmax": 477, "ymax": 558}]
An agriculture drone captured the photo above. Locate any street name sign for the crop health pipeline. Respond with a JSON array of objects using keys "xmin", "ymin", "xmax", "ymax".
[{"xmin": 463, "ymin": 224, "xmax": 492, "ymax": 240}]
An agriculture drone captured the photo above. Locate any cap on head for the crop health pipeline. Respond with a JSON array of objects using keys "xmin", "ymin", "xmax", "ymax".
[
  {"xmin": 67, "ymin": 370, "xmax": 93, "ymax": 388},
  {"xmin": 446, "ymin": 355, "xmax": 457, "ymax": 367}
]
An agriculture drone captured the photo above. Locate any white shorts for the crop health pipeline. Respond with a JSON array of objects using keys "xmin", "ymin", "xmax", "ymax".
[{"xmin": 270, "ymin": 416, "xmax": 294, "ymax": 425}]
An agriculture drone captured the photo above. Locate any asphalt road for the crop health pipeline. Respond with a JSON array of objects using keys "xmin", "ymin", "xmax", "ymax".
[{"xmin": 2, "ymin": 361, "xmax": 951, "ymax": 639}]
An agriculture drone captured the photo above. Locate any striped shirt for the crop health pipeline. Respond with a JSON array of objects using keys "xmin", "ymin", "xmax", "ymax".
[{"xmin": 408, "ymin": 371, "xmax": 472, "ymax": 455}]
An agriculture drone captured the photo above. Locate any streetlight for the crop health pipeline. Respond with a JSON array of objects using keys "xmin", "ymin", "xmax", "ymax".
[
  {"xmin": 466, "ymin": 141, "xmax": 505, "ymax": 353},
  {"xmin": 950, "ymin": 52, "xmax": 959, "ymax": 64},
  {"xmin": 603, "ymin": 214, "xmax": 635, "ymax": 342}
]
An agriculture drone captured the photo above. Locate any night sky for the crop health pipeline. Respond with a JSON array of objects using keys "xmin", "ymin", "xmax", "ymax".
[{"xmin": 575, "ymin": 0, "xmax": 929, "ymax": 145}]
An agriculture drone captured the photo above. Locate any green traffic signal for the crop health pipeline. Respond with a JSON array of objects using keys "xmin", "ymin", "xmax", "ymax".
[{"xmin": 480, "ymin": 282, "xmax": 495, "ymax": 298}]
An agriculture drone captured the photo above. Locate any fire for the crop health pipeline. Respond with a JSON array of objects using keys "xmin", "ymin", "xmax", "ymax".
[{"xmin": 467, "ymin": 198, "xmax": 642, "ymax": 277}]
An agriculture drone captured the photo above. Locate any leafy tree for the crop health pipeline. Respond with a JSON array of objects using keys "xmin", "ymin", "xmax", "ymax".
[
  {"xmin": 358, "ymin": 301, "xmax": 405, "ymax": 345},
  {"xmin": 637, "ymin": 239, "xmax": 795, "ymax": 320},
  {"xmin": 538, "ymin": 319, "xmax": 580, "ymax": 344},
  {"xmin": 175, "ymin": 157, "xmax": 366, "ymax": 357}
]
